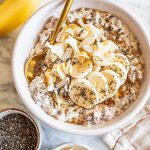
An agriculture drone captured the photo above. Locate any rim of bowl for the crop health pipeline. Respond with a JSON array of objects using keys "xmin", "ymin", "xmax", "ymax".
[
  {"xmin": 53, "ymin": 143, "xmax": 92, "ymax": 150},
  {"xmin": 12, "ymin": 0, "xmax": 150, "ymax": 135},
  {"xmin": 0, "ymin": 107, "xmax": 41, "ymax": 150}
]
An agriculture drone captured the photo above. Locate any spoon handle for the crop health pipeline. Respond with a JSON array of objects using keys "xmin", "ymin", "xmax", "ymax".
[{"xmin": 50, "ymin": 0, "xmax": 74, "ymax": 44}]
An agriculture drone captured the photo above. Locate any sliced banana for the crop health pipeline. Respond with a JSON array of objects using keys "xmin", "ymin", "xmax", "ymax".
[
  {"xmin": 103, "ymin": 62, "xmax": 127, "ymax": 85},
  {"xmin": 93, "ymin": 40, "xmax": 118, "ymax": 57},
  {"xmin": 113, "ymin": 53, "xmax": 130, "ymax": 71},
  {"xmin": 87, "ymin": 71, "xmax": 108, "ymax": 103},
  {"xmin": 69, "ymin": 59, "xmax": 93, "ymax": 78},
  {"xmin": 93, "ymin": 56, "xmax": 111, "ymax": 66},
  {"xmin": 52, "ymin": 63, "xmax": 66, "ymax": 79},
  {"xmin": 101, "ymin": 70, "xmax": 120, "ymax": 98},
  {"xmin": 69, "ymin": 78, "xmax": 99, "ymax": 108}
]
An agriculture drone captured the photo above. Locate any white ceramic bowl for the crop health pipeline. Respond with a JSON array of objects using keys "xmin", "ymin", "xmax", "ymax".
[
  {"xmin": 12, "ymin": 0, "xmax": 150, "ymax": 135},
  {"xmin": 53, "ymin": 143, "xmax": 92, "ymax": 150}
]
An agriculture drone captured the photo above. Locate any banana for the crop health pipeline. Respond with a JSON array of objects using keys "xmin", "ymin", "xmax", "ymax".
[
  {"xmin": 68, "ymin": 78, "xmax": 99, "ymax": 109},
  {"xmin": 103, "ymin": 62, "xmax": 127, "ymax": 85},
  {"xmin": 92, "ymin": 40, "xmax": 118, "ymax": 66},
  {"xmin": 93, "ymin": 56, "xmax": 111, "ymax": 66},
  {"xmin": 101, "ymin": 70, "xmax": 120, "ymax": 98},
  {"xmin": 113, "ymin": 53, "xmax": 130, "ymax": 71},
  {"xmin": 87, "ymin": 71, "xmax": 108, "ymax": 103},
  {"xmin": 69, "ymin": 59, "xmax": 93, "ymax": 78},
  {"xmin": 93, "ymin": 40, "xmax": 118, "ymax": 57},
  {"xmin": 0, "ymin": 0, "xmax": 40, "ymax": 36},
  {"xmin": 52, "ymin": 63, "xmax": 66, "ymax": 80}
]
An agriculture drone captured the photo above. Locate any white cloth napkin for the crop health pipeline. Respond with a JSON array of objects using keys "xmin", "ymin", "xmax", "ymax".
[{"xmin": 103, "ymin": 97, "xmax": 150, "ymax": 150}]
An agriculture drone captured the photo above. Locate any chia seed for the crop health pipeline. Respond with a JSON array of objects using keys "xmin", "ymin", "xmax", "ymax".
[{"xmin": 0, "ymin": 113, "xmax": 38, "ymax": 150}]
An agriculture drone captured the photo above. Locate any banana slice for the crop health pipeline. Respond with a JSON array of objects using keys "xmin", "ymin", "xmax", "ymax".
[
  {"xmin": 87, "ymin": 71, "xmax": 108, "ymax": 103},
  {"xmin": 103, "ymin": 62, "xmax": 127, "ymax": 85},
  {"xmin": 69, "ymin": 59, "xmax": 93, "ymax": 78},
  {"xmin": 93, "ymin": 40, "xmax": 118, "ymax": 56},
  {"xmin": 52, "ymin": 63, "xmax": 66, "ymax": 79},
  {"xmin": 113, "ymin": 53, "xmax": 130, "ymax": 71},
  {"xmin": 101, "ymin": 70, "xmax": 120, "ymax": 98},
  {"xmin": 93, "ymin": 56, "xmax": 111, "ymax": 66},
  {"xmin": 69, "ymin": 78, "xmax": 99, "ymax": 108}
]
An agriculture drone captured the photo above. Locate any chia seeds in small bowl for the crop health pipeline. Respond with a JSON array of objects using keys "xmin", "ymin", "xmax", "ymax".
[{"xmin": 0, "ymin": 108, "xmax": 42, "ymax": 150}]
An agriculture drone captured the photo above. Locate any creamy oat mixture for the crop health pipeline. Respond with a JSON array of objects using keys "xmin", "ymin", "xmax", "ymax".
[{"xmin": 29, "ymin": 8, "xmax": 144, "ymax": 126}]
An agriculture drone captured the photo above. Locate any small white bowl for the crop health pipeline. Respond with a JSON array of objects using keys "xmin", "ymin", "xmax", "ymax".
[
  {"xmin": 0, "ymin": 108, "xmax": 42, "ymax": 150},
  {"xmin": 53, "ymin": 143, "xmax": 92, "ymax": 150},
  {"xmin": 12, "ymin": 0, "xmax": 150, "ymax": 135}
]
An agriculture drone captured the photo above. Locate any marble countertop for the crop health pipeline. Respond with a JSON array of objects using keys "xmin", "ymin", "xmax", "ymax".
[{"xmin": 0, "ymin": 0, "xmax": 150, "ymax": 150}]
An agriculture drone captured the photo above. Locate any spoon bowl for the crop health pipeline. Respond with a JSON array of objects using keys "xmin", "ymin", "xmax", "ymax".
[{"xmin": 25, "ymin": 51, "xmax": 46, "ymax": 83}]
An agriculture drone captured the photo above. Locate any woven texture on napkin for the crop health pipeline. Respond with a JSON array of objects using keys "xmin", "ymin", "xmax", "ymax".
[{"xmin": 103, "ymin": 98, "xmax": 150, "ymax": 150}]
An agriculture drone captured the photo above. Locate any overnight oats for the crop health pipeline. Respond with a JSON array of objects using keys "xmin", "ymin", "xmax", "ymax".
[{"xmin": 29, "ymin": 8, "xmax": 144, "ymax": 126}]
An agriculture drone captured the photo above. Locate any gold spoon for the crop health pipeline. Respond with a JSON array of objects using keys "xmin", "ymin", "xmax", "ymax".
[{"xmin": 25, "ymin": 0, "xmax": 74, "ymax": 83}]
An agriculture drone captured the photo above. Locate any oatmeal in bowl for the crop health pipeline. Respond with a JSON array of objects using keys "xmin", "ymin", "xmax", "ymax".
[
  {"xmin": 12, "ymin": 0, "xmax": 150, "ymax": 135},
  {"xmin": 29, "ymin": 8, "xmax": 144, "ymax": 126}
]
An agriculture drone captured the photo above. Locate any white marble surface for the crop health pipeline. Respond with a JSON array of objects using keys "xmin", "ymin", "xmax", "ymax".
[{"xmin": 0, "ymin": 0, "xmax": 150, "ymax": 150}]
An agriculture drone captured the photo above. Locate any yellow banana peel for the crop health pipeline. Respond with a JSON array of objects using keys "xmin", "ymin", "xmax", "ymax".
[{"xmin": 0, "ymin": 0, "xmax": 40, "ymax": 36}]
